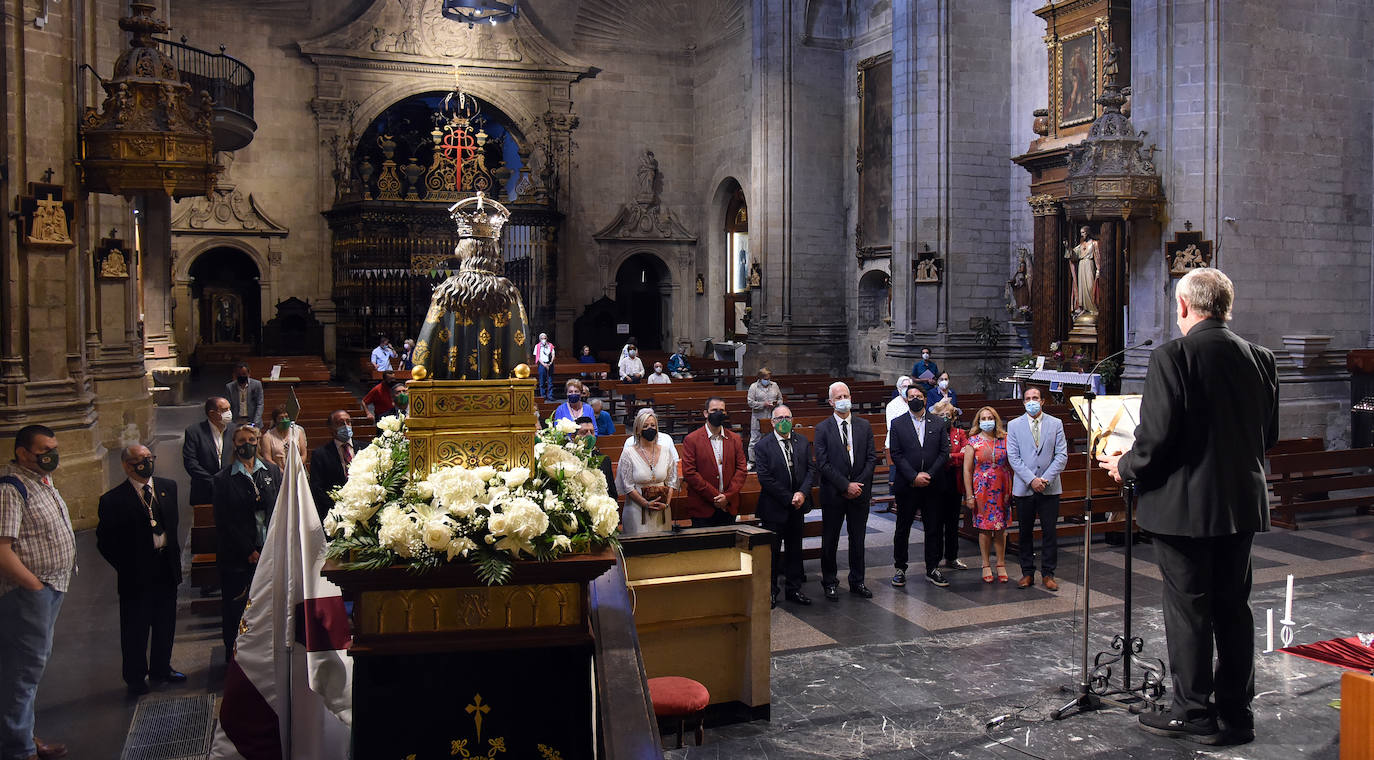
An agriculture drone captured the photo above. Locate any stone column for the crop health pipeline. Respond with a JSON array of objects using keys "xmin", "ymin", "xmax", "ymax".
[{"xmin": 139, "ymin": 193, "xmax": 178, "ymax": 368}]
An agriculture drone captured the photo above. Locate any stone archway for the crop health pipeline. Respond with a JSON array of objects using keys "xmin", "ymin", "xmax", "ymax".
[{"xmin": 613, "ymin": 252, "xmax": 674, "ymax": 351}]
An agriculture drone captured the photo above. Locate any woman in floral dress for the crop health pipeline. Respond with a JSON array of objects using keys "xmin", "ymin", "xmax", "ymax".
[
  {"xmin": 962, "ymin": 406, "xmax": 1012, "ymax": 583},
  {"xmin": 614, "ymin": 408, "xmax": 679, "ymax": 535}
]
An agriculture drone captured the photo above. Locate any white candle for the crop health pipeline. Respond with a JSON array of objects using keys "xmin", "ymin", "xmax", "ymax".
[
  {"xmin": 1282, "ymin": 574, "xmax": 1294, "ymax": 624},
  {"xmin": 1264, "ymin": 608, "xmax": 1274, "ymax": 653}
]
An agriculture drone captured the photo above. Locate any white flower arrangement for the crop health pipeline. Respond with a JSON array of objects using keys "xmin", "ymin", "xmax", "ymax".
[{"xmin": 323, "ymin": 414, "xmax": 620, "ymax": 584}]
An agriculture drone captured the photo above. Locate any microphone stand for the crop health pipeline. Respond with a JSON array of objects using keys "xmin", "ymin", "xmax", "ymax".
[{"xmin": 1052, "ymin": 339, "xmax": 1164, "ymax": 720}]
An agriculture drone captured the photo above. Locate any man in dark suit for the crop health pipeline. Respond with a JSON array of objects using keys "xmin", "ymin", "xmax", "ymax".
[
  {"xmin": 182, "ymin": 397, "xmax": 233, "ymax": 508},
  {"xmin": 309, "ymin": 410, "xmax": 358, "ymax": 522},
  {"xmin": 225, "ymin": 362, "xmax": 264, "ymax": 428},
  {"xmin": 680, "ymin": 397, "xmax": 748, "ymax": 528},
  {"xmin": 96, "ymin": 445, "xmax": 185, "ymax": 696},
  {"xmin": 1099, "ymin": 268, "xmax": 1278, "ymax": 746},
  {"xmin": 214, "ymin": 425, "xmax": 282, "ymax": 660},
  {"xmin": 814, "ymin": 382, "xmax": 878, "ymax": 601},
  {"xmin": 889, "ymin": 385, "xmax": 951, "ymax": 588},
  {"xmin": 753, "ymin": 404, "xmax": 813, "ymax": 608}
]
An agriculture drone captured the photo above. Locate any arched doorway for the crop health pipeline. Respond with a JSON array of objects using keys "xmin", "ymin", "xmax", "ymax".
[
  {"xmin": 189, "ymin": 247, "xmax": 261, "ymax": 362},
  {"xmin": 615, "ymin": 253, "xmax": 672, "ymax": 351}
]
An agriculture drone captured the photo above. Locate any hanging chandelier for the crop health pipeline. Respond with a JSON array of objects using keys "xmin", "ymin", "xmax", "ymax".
[{"xmin": 441, "ymin": 0, "xmax": 518, "ymax": 27}]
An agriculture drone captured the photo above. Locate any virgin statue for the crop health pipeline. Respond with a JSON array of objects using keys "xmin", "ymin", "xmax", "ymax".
[
  {"xmin": 412, "ymin": 193, "xmax": 530, "ymax": 380},
  {"xmin": 1066, "ymin": 225, "xmax": 1099, "ymax": 317}
]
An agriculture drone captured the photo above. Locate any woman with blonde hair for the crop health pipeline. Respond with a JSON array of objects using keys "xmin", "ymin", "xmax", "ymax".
[
  {"xmin": 614, "ymin": 408, "xmax": 680, "ymax": 534},
  {"xmin": 963, "ymin": 406, "xmax": 1012, "ymax": 583}
]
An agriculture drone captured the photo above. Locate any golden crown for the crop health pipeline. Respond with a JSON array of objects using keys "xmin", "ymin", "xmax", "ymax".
[{"xmin": 449, "ymin": 192, "xmax": 510, "ymax": 240}]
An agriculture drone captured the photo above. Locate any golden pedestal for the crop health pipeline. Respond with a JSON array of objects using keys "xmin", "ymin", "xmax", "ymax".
[{"xmin": 403, "ymin": 378, "xmax": 538, "ymax": 475}]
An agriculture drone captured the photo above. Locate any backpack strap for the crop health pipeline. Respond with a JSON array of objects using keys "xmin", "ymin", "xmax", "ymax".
[{"xmin": 0, "ymin": 474, "xmax": 28, "ymax": 503}]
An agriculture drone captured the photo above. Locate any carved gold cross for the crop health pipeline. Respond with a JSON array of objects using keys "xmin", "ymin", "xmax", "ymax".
[{"xmin": 466, "ymin": 693, "xmax": 491, "ymax": 741}]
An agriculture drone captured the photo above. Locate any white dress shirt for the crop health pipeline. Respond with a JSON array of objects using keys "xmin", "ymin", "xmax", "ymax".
[
  {"xmin": 707, "ymin": 424, "xmax": 726, "ymax": 492},
  {"xmin": 833, "ymin": 413, "xmax": 854, "ymax": 466},
  {"xmin": 128, "ymin": 476, "xmax": 167, "ymax": 549}
]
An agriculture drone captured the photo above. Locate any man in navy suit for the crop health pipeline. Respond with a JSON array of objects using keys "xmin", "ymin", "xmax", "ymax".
[
  {"xmin": 97, "ymin": 445, "xmax": 185, "ymax": 695},
  {"xmin": 309, "ymin": 410, "xmax": 360, "ymax": 523},
  {"xmin": 813, "ymin": 382, "xmax": 878, "ymax": 601},
  {"xmin": 753, "ymin": 404, "xmax": 813, "ymax": 608},
  {"xmin": 182, "ymin": 397, "xmax": 233, "ymax": 508},
  {"xmin": 889, "ymin": 385, "xmax": 951, "ymax": 588}
]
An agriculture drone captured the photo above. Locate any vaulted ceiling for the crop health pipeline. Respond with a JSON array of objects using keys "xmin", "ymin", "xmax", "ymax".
[{"xmin": 522, "ymin": 0, "xmax": 747, "ymax": 55}]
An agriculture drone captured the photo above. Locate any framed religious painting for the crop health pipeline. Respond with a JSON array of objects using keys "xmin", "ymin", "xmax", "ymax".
[
  {"xmin": 856, "ymin": 52, "xmax": 893, "ymax": 260},
  {"xmin": 1057, "ymin": 27, "xmax": 1098, "ymax": 128}
]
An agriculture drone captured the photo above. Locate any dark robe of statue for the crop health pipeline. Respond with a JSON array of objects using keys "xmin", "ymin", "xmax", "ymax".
[{"xmin": 413, "ymin": 225, "xmax": 529, "ymax": 381}]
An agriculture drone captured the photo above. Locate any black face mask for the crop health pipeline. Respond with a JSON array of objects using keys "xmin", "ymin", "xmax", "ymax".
[
  {"xmin": 641, "ymin": 427, "xmax": 658, "ymax": 442},
  {"xmin": 707, "ymin": 410, "xmax": 728, "ymax": 427},
  {"xmin": 34, "ymin": 450, "xmax": 59, "ymax": 473},
  {"xmin": 908, "ymin": 398, "xmax": 925, "ymax": 413},
  {"xmin": 133, "ymin": 458, "xmax": 155, "ymax": 479},
  {"xmin": 236, "ymin": 375, "xmax": 249, "ymax": 385},
  {"xmin": 235, "ymin": 443, "xmax": 257, "ymax": 460}
]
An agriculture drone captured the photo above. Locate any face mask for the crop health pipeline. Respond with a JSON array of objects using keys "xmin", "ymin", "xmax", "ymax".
[
  {"xmin": 396, "ymin": 393, "xmax": 409, "ymax": 406},
  {"xmin": 641, "ymin": 427, "xmax": 658, "ymax": 442},
  {"xmin": 579, "ymin": 433, "xmax": 596, "ymax": 447},
  {"xmin": 219, "ymin": 410, "xmax": 233, "ymax": 425},
  {"xmin": 568, "ymin": 394, "xmax": 582, "ymax": 404},
  {"xmin": 707, "ymin": 410, "xmax": 728, "ymax": 427},
  {"xmin": 237, "ymin": 375, "xmax": 249, "ymax": 385},
  {"xmin": 759, "ymin": 378, "xmax": 770, "ymax": 386},
  {"xmin": 133, "ymin": 458, "xmax": 155, "ymax": 479},
  {"xmin": 629, "ymin": 350, "xmax": 637, "ymax": 357},
  {"xmin": 774, "ymin": 419, "xmax": 793, "ymax": 435},
  {"xmin": 276, "ymin": 418, "xmax": 291, "ymax": 432},
  {"xmin": 834, "ymin": 399, "xmax": 852, "ymax": 414},
  {"xmin": 980, "ymin": 420, "xmax": 996, "ymax": 433},
  {"xmin": 938, "ymin": 379, "xmax": 949, "ymax": 389},
  {"xmin": 654, "ymin": 367, "xmax": 663, "ymax": 374},
  {"xmin": 334, "ymin": 425, "xmax": 353, "ymax": 442},
  {"xmin": 34, "ymin": 450, "xmax": 59, "ymax": 473},
  {"xmin": 1025, "ymin": 400, "xmax": 1042, "ymax": 416},
  {"xmin": 235, "ymin": 443, "xmax": 257, "ymax": 460},
  {"xmin": 908, "ymin": 398, "xmax": 925, "ymax": 413},
  {"xmin": 922, "ymin": 353, "xmax": 930, "ymax": 360}
]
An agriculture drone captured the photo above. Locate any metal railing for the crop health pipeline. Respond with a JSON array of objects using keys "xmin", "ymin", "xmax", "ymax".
[{"xmin": 155, "ymin": 38, "xmax": 254, "ymax": 119}]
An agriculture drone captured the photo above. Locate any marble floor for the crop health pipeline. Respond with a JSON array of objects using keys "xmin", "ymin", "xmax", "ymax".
[{"xmin": 23, "ymin": 387, "xmax": 1374, "ymax": 759}]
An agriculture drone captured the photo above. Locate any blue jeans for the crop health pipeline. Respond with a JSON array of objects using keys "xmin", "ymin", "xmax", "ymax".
[
  {"xmin": 0, "ymin": 585, "xmax": 64, "ymax": 760},
  {"xmin": 537, "ymin": 363, "xmax": 554, "ymax": 399}
]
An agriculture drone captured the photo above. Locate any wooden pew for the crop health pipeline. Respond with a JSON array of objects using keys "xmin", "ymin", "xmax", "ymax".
[{"xmin": 1269, "ymin": 447, "xmax": 1374, "ymax": 529}]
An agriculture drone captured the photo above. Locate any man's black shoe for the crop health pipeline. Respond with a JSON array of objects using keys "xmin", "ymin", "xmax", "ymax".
[
  {"xmin": 126, "ymin": 681, "xmax": 150, "ymax": 698},
  {"xmin": 785, "ymin": 591, "xmax": 812, "ymax": 606},
  {"xmin": 823, "ymin": 585, "xmax": 839, "ymax": 601},
  {"xmin": 1138, "ymin": 709, "xmax": 1223, "ymax": 745},
  {"xmin": 849, "ymin": 583, "xmax": 873, "ymax": 599},
  {"xmin": 150, "ymin": 670, "xmax": 187, "ymax": 684}
]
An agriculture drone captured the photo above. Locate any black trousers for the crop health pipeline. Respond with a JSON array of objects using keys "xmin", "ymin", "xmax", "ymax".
[
  {"xmin": 940, "ymin": 489, "xmax": 962, "ymax": 561},
  {"xmin": 219, "ymin": 565, "xmax": 255, "ymax": 659},
  {"xmin": 820, "ymin": 496, "xmax": 869, "ymax": 587},
  {"xmin": 892, "ymin": 486, "xmax": 942, "ymax": 572},
  {"xmin": 118, "ymin": 581, "xmax": 178, "ymax": 686},
  {"xmin": 1015, "ymin": 493, "xmax": 1060, "ymax": 576},
  {"xmin": 762, "ymin": 510, "xmax": 806, "ymax": 595},
  {"xmin": 1153, "ymin": 532, "xmax": 1256, "ymax": 725},
  {"xmin": 690, "ymin": 509, "xmax": 734, "ymax": 528}
]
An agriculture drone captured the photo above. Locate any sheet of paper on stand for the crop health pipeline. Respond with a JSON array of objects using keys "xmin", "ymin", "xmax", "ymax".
[{"xmin": 1071, "ymin": 394, "xmax": 1143, "ymax": 457}]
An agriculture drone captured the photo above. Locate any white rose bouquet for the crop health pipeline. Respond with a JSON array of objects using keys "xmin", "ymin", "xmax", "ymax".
[{"xmin": 324, "ymin": 414, "xmax": 620, "ymax": 585}]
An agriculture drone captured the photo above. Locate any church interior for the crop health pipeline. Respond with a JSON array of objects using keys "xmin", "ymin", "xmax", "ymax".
[{"xmin": 2, "ymin": 0, "xmax": 1374, "ymax": 758}]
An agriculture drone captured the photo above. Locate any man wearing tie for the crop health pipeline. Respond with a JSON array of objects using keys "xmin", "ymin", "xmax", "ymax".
[
  {"xmin": 182, "ymin": 397, "xmax": 233, "ymax": 510},
  {"xmin": 753, "ymin": 404, "xmax": 813, "ymax": 608},
  {"xmin": 888, "ymin": 385, "xmax": 952, "ymax": 588},
  {"xmin": 681, "ymin": 397, "xmax": 748, "ymax": 527},
  {"xmin": 1006, "ymin": 386, "xmax": 1069, "ymax": 591},
  {"xmin": 96, "ymin": 445, "xmax": 185, "ymax": 696},
  {"xmin": 310, "ymin": 410, "xmax": 359, "ymax": 522},
  {"xmin": 813, "ymin": 382, "xmax": 878, "ymax": 601}
]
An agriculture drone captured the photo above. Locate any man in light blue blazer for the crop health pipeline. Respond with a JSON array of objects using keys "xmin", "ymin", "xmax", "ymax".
[{"xmin": 1006, "ymin": 386, "xmax": 1069, "ymax": 591}]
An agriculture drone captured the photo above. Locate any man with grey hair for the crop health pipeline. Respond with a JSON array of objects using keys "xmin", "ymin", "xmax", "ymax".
[
  {"xmin": 1099, "ymin": 267, "xmax": 1277, "ymax": 746},
  {"xmin": 97, "ymin": 445, "xmax": 184, "ymax": 695},
  {"xmin": 589, "ymin": 397, "xmax": 615, "ymax": 436},
  {"xmin": 813, "ymin": 381, "xmax": 878, "ymax": 600}
]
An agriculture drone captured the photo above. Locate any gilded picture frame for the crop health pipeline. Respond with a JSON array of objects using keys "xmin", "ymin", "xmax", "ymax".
[{"xmin": 1057, "ymin": 27, "xmax": 1098, "ymax": 128}]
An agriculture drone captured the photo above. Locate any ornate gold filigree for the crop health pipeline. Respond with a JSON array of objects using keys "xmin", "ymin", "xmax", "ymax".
[
  {"xmin": 437, "ymin": 327, "xmax": 451, "ymax": 342},
  {"xmin": 492, "ymin": 311, "xmax": 509, "ymax": 327},
  {"xmin": 514, "ymin": 330, "xmax": 525, "ymax": 347},
  {"xmin": 478, "ymin": 328, "xmax": 491, "ymax": 346}
]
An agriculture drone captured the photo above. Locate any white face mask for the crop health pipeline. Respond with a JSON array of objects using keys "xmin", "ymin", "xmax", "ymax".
[
  {"xmin": 938, "ymin": 379, "xmax": 949, "ymax": 389},
  {"xmin": 219, "ymin": 410, "xmax": 232, "ymax": 424}
]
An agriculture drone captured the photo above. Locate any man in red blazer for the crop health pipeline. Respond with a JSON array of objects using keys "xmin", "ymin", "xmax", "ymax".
[{"xmin": 681, "ymin": 396, "xmax": 748, "ymax": 527}]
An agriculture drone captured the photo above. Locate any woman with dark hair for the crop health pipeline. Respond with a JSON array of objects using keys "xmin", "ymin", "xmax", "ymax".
[{"xmin": 259, "ymin": 405, "xmax": 307, "ymax": 470}]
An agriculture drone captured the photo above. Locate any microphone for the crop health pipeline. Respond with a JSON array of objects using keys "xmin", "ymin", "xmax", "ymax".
[{"xmin": 1089, "ymin": 338, "xmax": 1153, "ymax": 379}]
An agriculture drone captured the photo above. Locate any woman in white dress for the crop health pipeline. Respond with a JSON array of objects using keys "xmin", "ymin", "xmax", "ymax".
[{"xmin": 615, "ymin": 408, "xmax": 679, "ymax": 535}]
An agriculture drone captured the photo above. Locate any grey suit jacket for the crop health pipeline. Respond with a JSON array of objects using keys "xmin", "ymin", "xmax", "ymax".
[
  {"xmin": 1005, "ymin": 412, "xmax": 1069, "ymax": 497},
  {"xmin": 225, "ymin": 378, "xmax": 264, "ymax": 427}
]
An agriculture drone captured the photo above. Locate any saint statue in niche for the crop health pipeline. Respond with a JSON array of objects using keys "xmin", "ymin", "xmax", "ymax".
[
  {"xmin": 1066, "ymin": 225, "xmax": 1100, "ymax": 317},
  {"xmin": 1007, "ymin": 252, "xmax": 1031, "ymax": 318},
  {"xmin": 635, "ymin": 150, "xmax": 659, "ymax": 206},
  {"xmin": 412, "ymin": 193, "xmax": 530, "ymax": 380},
  {"xmin": 215, "ymin": 295, "xmax": 241, "ymax": 344},
  {"xmin": 747, "ymin": 258, "xmax": 762, "ymax": 289}
]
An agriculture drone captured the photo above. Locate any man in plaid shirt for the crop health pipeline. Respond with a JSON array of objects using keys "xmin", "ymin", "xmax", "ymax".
[{"xmin": 0, "ymin": 424, "xmax": 76, "ymax": 760}]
